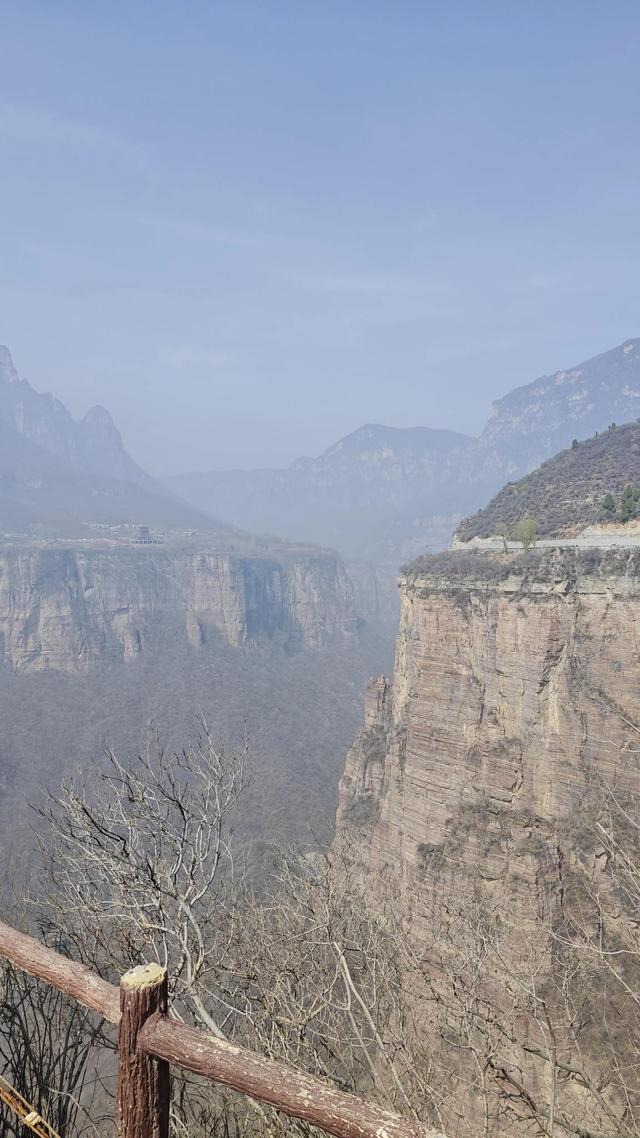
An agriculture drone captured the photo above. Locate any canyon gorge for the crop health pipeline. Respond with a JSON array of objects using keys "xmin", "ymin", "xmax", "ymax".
[
  {"xmin": 0, "ymin": 539, "xmax": 388, "ymax": 856},
  {"xmin": 3, "ymin": 14, "xmax": 638, "ymax": 1136}
]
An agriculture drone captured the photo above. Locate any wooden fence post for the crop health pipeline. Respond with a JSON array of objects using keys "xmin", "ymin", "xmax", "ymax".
[
  {"xmin": 0, "ymin": 919, "xmax": 440, "ymax": 1138},
  {"xmin": 117, "ymin": 964, "xmax": 170, "ymax": 1138}
]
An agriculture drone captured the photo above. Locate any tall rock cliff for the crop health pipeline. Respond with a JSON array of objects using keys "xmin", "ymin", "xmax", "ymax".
[
  {"xmin": 336, "ymin": 547, "xmax": 640, "ymax": 1133},
  {"xmin": 337, "ymin": 547, "xmax": 640, "ymax": 930},
  {"xmin": 0, "ymin": 544, "xmax": 356, "ymax": 671}
]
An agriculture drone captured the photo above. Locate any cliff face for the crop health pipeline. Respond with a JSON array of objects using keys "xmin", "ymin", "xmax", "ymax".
[
  {"xmin": 337, "ymin": 548, "xmax": 640, "ymax": 932},
  {"xmin": 0, "ymin": 545, "xmax": 356, "ymax": 671}
]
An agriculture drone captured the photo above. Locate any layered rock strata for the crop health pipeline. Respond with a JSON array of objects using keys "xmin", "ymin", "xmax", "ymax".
[
  {"xmin": 0, "ymin": 545, "xmax": 356, "ymax": 671},
  {"xmin": 337, "ymin": 547, "xmax": 640, "ymax": 933}
]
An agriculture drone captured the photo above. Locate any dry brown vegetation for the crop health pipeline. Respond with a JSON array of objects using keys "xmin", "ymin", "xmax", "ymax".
[
  {"xmin": 2, "ymin": 727, "xmax": 640, "ymax": 1138},
  {"xmin": 458, "ymin": 420, "xmax": 640, "ymax": 540}
]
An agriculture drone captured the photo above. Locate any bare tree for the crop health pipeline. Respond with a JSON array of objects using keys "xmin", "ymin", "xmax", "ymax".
[
  {"xmin": 35, "ymin": 726, "xmax": 247, "ymax": 1035},
  {"xmin": 25, "ymin": 727, "xmax": 251, "ymax": 1136},
  {"xmin": 0, "ymin": 926, "xmax": 106, "ymax": 1137},
  {"xmin": 27, "ymin": 720, "xmax": 640, "ymax": 1138},
  {"xmin": 222, "ymin": 849, "xmax": 454, "ymax": 1128},
  {"xmin": 31, "ymin": 729, "xmax": 455, "ymax": 1136}
]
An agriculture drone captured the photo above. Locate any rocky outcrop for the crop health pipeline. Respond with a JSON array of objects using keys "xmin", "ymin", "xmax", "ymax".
[
  {"xmin": 337, "ymin": 547, "xmax": 640, "ymax": 933},
  {"xmin": 480, "ymin": 338, "xmax": 640, "ymax": 469},
  {"xmin": 0, "ymin": 545, "xmax": 357, "ymax": 671},
  {"xmin": 0, "ymin": 346, "xmax": 205, "ymax": 531},
  {"xmin": 0, "ymin": 347, "xmax": 19, "ymax": 385},
  {"xmin": 0, "ymin": 346, "xmax": 152, "ymax": 487}
]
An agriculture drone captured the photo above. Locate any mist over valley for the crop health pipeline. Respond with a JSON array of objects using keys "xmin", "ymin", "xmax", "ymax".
[{"xmin": 2, "ymin": 6, "xmax": 640, "ymax": 1136}]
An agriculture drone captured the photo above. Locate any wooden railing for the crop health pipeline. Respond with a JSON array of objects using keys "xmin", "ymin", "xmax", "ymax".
[{"xmin": 0, "ymin": 919, "xmax": 441, "ymax": 1138}]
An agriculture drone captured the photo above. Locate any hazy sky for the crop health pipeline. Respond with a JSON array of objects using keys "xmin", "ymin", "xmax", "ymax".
[{"xmin": 1, "ymin": 3, "xmax": 640, "ymax": 474}]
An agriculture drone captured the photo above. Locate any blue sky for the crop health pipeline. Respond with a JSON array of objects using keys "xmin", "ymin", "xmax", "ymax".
[{"xmin": 1, "ymin": 2, "xmax": 639, "ymax": 472}]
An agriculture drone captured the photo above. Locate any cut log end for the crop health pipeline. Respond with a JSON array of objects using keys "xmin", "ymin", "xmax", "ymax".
[{"xmin": 121, "ymin": 963, "xmax": 167, "ymax": 991}]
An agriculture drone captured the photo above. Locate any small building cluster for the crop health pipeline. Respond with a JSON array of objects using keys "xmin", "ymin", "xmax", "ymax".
[{"xmin": 131, "ymin": 525, "xmax": 162, "ymax": 545}]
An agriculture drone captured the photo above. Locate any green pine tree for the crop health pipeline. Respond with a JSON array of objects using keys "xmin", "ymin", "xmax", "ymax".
[{"xmin": 621, "ymin": 485, "xmax": 637, "ymax": 522}]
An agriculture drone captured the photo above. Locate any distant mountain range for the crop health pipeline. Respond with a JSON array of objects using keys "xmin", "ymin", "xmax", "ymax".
[
  {"xmin": 4, "ymin": 336, "xmax": 640, "ymax": 565},
  {"xmin": 167, "ymin": 339, "xmax": 640, "ymax": 563},
  {"xmin": 0, "ymin": 346, "xmax": 202, "ymax": 533},
  {"xmin": 168, "ymin": 424, "xmax": 490, "ymax": 562}
]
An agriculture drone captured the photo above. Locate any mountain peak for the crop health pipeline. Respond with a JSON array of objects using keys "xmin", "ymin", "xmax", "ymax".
[
  {"xmin": 79, "ymin": 404, "xmax": 128, "ymax": 464},
  {"xmin": 0, "ymin": 348, "xmax": 157, "ymax": 492},
  {"xmin": 0, "ymin": 346, "xmax": 20, "ymax": 385},
  {"xmin": 480, "ymin": 336, "xmax": 640, "ymax": 463},
  {"xmin": 320, "ymin": 422, "xmax": 474, "ymax": 464},
  {"xmin": 82, "ymin": 404, "xmax": 119, "ymax": 429}
]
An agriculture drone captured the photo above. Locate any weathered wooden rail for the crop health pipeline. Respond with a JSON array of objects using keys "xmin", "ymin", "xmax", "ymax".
[{"xmin": 0, "ymin": 919, "xmax": 442, "ymax": 1138}]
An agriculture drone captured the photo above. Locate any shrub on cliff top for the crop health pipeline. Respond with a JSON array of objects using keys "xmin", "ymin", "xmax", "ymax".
[{"xmin": 513, "ymin": 517, "xmax": 538, "ymax": 550}]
